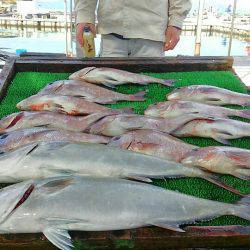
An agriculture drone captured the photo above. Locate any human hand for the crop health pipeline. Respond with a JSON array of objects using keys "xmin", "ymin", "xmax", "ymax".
[
  {"xmin": 76, "ymin": 23, "xmax": 96, "ymax": 46},
  {"xmin": 164, "ymin": 26, "xmax": 181, "ymax": 51}
]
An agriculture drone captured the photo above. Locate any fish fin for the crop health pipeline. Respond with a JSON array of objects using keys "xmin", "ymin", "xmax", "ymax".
[
  {"xmin": 202, "ymin": 172, "xmax": 245, "ymax": 196},
  {"xmin": 163, "ymin": 79, "xmax": 176, "ymax": 87},
  {"xmin": 233, "ymin": 196, "xmax": 250, "ymax": 220},
  {"xmin": 206, "ymin": 97, "xmax": 222, "ymax": 102},
  {"xmin": 34, "ymin": 124, "xmax": 51, "ymax": 128},
  {"xmin": 232, "ymin": 168, "xmax": 250, "ymax": 180},
  {"xmin": 129, "ymin": 91, "xmax": 146, "ymax": 101},
  {"xmin": 83, "ymin": 113, "xmax": 112, "ymax": 129},
  {"xmin": 43, "ymin": 168, "xmax": 75, "ymax": 177},
  {"xmin": 224, "ymin": 152, "xmax": 250, "ymax": 167},
  {"xmin": 127, "ymin": 176, "xmax": 153, "ymax": 183},
  {"xmin": 44, "ymin": 217, "xmax": 88, "ymax": 225},
  {"xmin": 71, "ymin": 95, "xmax": 86, "ymax": 99},
  {"xmin": 236, "ymin": 195, "xmax": 250, "ymax": 206},
  {"xmin": 169, "ymin": 117, "xmax": 216, "ymax": 135},
  {"xmin": 54, "ymin": 104, "xmax": 66, "ymax": 113},
  {"xmin": 235, "ymin": 164, "xmax": 250, "ymax": 170},
  {"xmin": 39, "ymin": 177, "xmax": 75, "ymax": 195},
  {"xmin": 212, "ymin": 129, "xmax": 233, "ymax": 145},
  {"xmin": 103, "ymin": 83, "xmax": 116, "ymax": 89},
  {"xmin": 214, "ymin": 129, "xmax": 234, "ymax": 136},
  {"xmin": 212, "ymin": 136, "xmax": 231, "ymax": 145},
  {"xmin": 151, "ymin": 221, "xmax": 184, "ymax": 232},
  {"xmin": 238, "ymin": 110, "xmax": 250, "ymax": 119},
  {"xmin": 43, "ymin": 228, "xmax": 73, "ymax": 250},
  {"xmin": 233, "ymin": 173, "xmax": 250, "ymax": 180}
]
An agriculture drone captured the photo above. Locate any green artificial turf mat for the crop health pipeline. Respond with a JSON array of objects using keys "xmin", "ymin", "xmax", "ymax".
[{"xmin": 0, "ymin": 71, "xmax": 249, "ymax": 229}]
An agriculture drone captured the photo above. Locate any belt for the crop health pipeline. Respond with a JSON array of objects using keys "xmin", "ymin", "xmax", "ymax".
[{"xmin": 110, "ymin": 33, "xmax": 130, "ymax": 40}]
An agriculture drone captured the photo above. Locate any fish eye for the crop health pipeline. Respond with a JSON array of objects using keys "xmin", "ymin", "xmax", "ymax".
[
  {"xmin": 112, "ymin": 136, "xmax": 121, "ymax": 141},
  {"xmin": 0, "ymin": 134, "xmax": 9, "ymax": 140}
]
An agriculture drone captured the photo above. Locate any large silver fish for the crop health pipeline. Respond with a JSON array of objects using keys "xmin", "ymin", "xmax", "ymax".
[
  {"xmin": 167, "ymin": 85, "xmax": 250, "ymax": 106},
  {"xmin": 145, "ymin": 101, "xmax": 250, "ymax": 119},
  {"xmin": 181, "ymin": 146, "xmax": 250, "ymax": 180},
  {"xmin": 171, "ymin": 117, "xmax": 250, "ymax": 145},
  {"xmin": 0, "ymin": 176, "xmax": 248, "ymax": 250},
  {"xmin": 16, "ymin": 94, "xmax": 132, "ymax": 115},
  {"xmin": 69, "ymin": 67, "xmax": 175, "ymax": 88},
  {"xmin": 88, "ymin": 114, "xmax": 208, "ymax": 137},
  {"xmin": 109, "ymin": 129, "xmax": 198, "ymax": 162},
  {"xmin": 39, "ymin": 80, "xmax": 146, "ymax": 104},
  {"xmin": 0, "ymin": 128, "xmax": 109, "ymax": 152},
  {"xmin": 0, "ymin": 111, "xmax": 109, "ymax": 134},
  {"xmin": 0, "ymin": 141, "xmax": 241, "ymax": 195}
]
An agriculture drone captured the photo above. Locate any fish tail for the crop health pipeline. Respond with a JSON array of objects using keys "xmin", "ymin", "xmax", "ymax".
[
  {"xmin": 237, "ymin": 109, "xmax": 250, "ymax": 119},
  {"xmin": 203, "ymin": 173, "xmax": 245, "ymax": 196},
  {"xmin": 160, "ymin": 79, "xmax": 176, "ymax": 87},
  {"xmin": 232, "ymin": 196, "xmax": 250, "ymax": 220},
  {"xmin": 128, "ymin": 91, "xmax": 146, "ymax": 101}
]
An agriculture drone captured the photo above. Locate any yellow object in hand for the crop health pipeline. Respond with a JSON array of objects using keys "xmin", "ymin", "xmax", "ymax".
[{"xmin": 82, "ymin": 27, "xmax": 96, "ymax": 58}]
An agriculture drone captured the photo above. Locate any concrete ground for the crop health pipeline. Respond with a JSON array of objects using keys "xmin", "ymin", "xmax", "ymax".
[{"xmin": 233, "ymin": 56, "xmax": 250, "ymax": 87}]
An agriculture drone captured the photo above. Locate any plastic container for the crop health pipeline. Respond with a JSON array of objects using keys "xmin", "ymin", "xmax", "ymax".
[{"xmin": 82, "ymin": 27, "xmax": 96, "ymax": 58}]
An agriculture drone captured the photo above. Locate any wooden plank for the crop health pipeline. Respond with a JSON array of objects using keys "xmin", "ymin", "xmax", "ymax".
[
  {"xmin": 15, "ymin": 56, "xmax": 234, "ymax": 73},
  {"xmin": 19, "ymin": 52, "xmax": 66, "ymax": 58},
  {"xmin": 0, "ymin": 56, "xmax": 248, "ymax": 248},
  {"xmin": 0, "ymin": 226, "xmax": 249, "ymax": 249},
  {"xmin": 0, "ymin": 57, "xmax": 16, "ymax": 102},
  {"xmin": 0, "ymin": 50, "xmax": 18, "ymax": 61}
]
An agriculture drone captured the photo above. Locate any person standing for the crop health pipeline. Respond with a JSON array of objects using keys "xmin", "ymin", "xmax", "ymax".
[{"xmin": 75, "ymin": 0, "xmax": 192, "ymax": 57}]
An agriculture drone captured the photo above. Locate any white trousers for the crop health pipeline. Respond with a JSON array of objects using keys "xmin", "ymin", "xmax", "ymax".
[
  {"xmin": 76, "ymin": 34, "xmax": 165, "ymax": 58},
  {"xmin": 100, "ymin": 34, "xmax": 165, "ymax": 57}
]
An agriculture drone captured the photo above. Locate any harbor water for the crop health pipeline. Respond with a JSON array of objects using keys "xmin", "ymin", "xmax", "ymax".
[{"xmin": 0, "ymin": 28, "xmax": 249, "ymax": 57}]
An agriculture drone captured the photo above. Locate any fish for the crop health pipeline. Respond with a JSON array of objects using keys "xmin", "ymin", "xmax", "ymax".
[
  {"xmin": 0, "ymin": 176, "xmax": 248, "ymax": 250},
  {"xmin": 181, "ymin": 146, "xmax": 250, "ymax": 180},
  {"xmin": 0, "ymin": 128, "xmax": 109, "ymax": 152},
  {"xmin": 39, "ymin": 80, "xmax": 146, "ymax": 104},
  {"xmin": 108, "ymin": 129, "xmax": 198, "ymax": 162},
  {"xmin": 145, "ymin": 101, "xmax": 250, "ymax": 119},
  {"xmin": 0, "ymin": 111, "xmax": 110, "ymax": 134},
  {"xmin": 69, "ymin": 67, "xmax": 175, "ymax": 88},
  {"xmin": 0, "ymin": 141, "xmax": 241, "ymax": 195},
  {"xmin": 167, "ymin": 85, "xmax": 250, "ymax": 106},
  {"xmin": 171, "ymin": 117, "xmax": 250, "ymax": 145},
  {"xmin": 16, "ymin": 94, "xmax": 133, "ymax": 116},
  {"xmin": 88, "ymin": 114, "xmax": 211, "ymax": 137}
]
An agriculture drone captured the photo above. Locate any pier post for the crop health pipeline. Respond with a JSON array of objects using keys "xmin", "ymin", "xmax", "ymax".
[
  {"xmin": 37, "ymin": 21, "xmax": 41, "ymax": 30},
  {"xmin": 228, "ymin": 0, "xmax": 237, "ymax": 56},
  {"xmin": 195, "ymin": 0, "xmax": 205, "ymax": 56}
]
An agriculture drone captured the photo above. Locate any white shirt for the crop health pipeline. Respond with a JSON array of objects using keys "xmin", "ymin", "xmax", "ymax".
[{"xmin": 75, "ymin": 0, "xmax": 192, "ymax": 42}]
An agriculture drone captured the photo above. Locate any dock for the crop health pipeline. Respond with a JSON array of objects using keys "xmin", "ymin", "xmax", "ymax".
[
  {"xmin": 0, "ymin": 17, "xmax": 73, "ymax": 29},
  {"xmin": 233, "ymin": 56, "xmax": 250, "ymax": 87},
  {"xmin": 0, "ymin": 17, "xmax": 249, "ymax": 39}
]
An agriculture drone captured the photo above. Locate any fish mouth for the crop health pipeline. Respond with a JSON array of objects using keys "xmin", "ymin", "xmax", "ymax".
[
  {"xmin": 167, "ymin": 93, "xmax": 180, "ymax": 101},
  {"xmin": 16, "ymin": 101, "xmax": 23, "ymax": 110}
]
